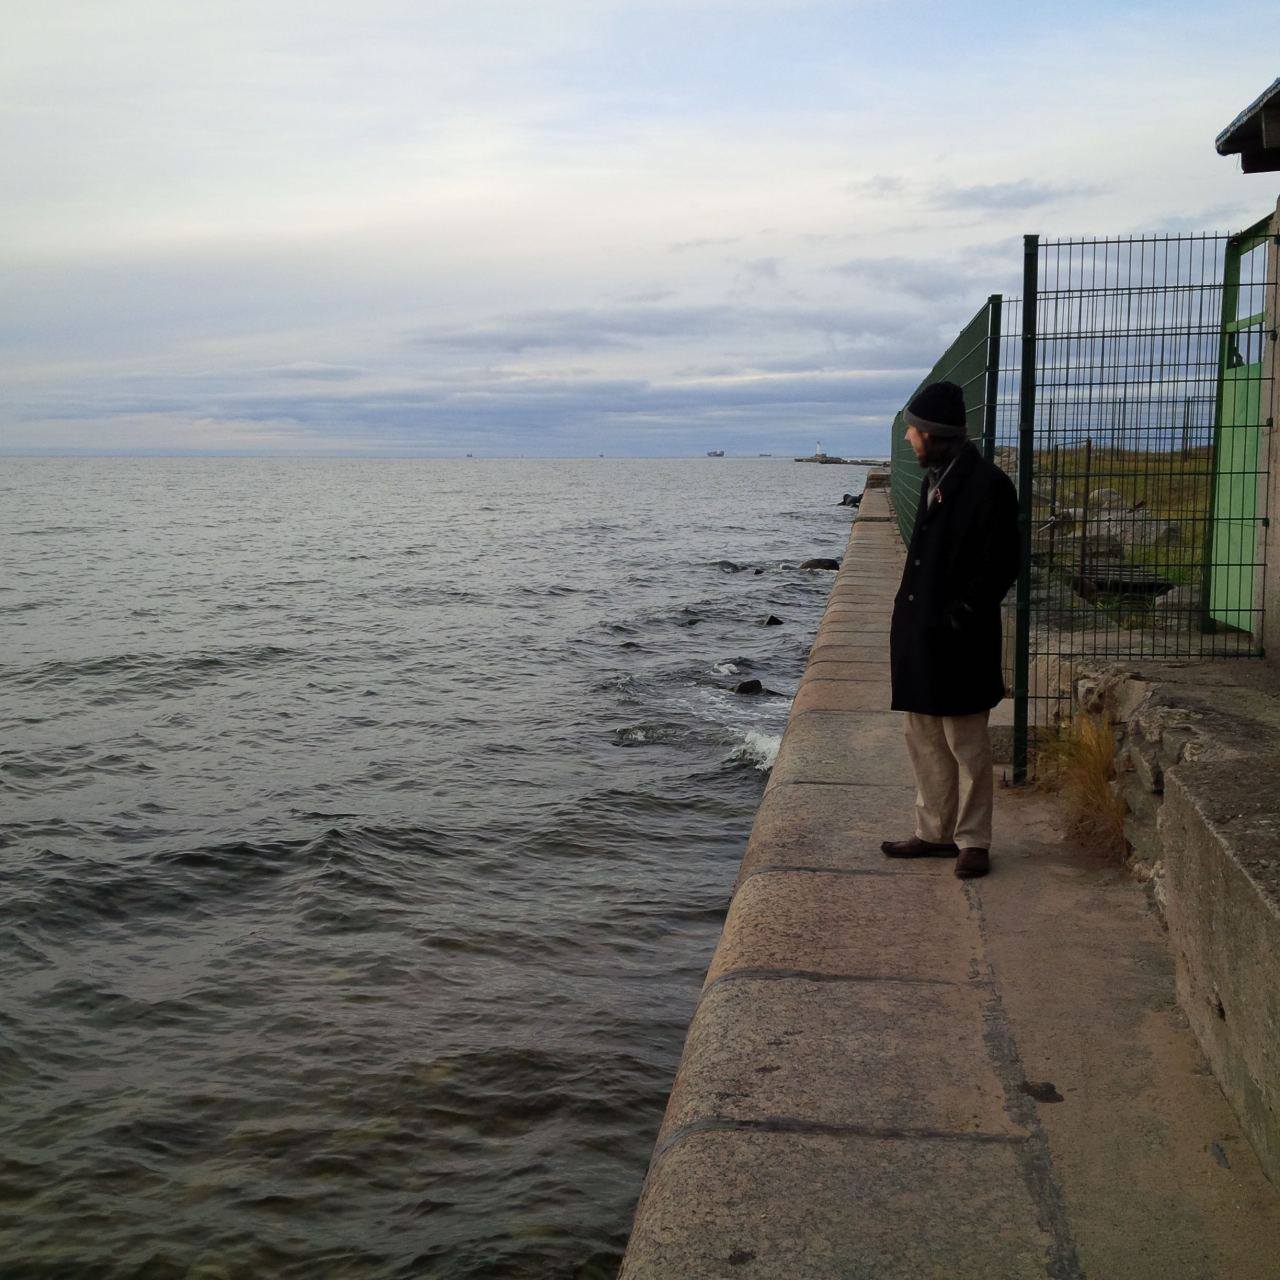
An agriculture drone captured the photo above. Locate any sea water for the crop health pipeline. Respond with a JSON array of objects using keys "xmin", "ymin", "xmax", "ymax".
[{"xmin": 0, "ymin": 457, "xmax": 865, "ymax": 1278}]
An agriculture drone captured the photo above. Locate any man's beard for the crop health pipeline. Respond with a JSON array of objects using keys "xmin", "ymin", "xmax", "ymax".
[{"xmin": 916, "ymin": 436, "xmax": 963, "ymax": 469}]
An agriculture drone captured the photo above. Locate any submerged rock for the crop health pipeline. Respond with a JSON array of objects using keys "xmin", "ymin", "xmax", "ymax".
[
  {"xmin": 762, "ymin": 614, "xmax": 783, "ymax": 626},
  {"xmin": 799, "ymin": 558, "xmax": 840, "ymax": 571},
  {"xmin": 735, "ymin": 678, "xmax": 785, "ymax": 697},
  {"xmin": 839, "ymin": 493, "xmax": 863, "ymax": 507}
]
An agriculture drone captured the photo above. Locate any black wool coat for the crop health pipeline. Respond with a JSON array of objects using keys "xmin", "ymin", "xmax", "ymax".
[{"xmin": 890, "ymin": 443, "xmax": 1021, "ymax": 717}]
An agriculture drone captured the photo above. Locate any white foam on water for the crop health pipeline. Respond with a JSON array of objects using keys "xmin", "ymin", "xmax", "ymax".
[
  {"xmin": 730, "ymin": 729, "xmax": 782, "ymax": 771},
  {"xmin": 712, "ymin": 661, "xmax": 739, "ymax": 675}
]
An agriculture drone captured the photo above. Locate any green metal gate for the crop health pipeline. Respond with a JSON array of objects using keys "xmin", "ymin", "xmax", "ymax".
[{"xmin": 1207, "ymin": 216, "xmax": 1273, "ymax": 633}]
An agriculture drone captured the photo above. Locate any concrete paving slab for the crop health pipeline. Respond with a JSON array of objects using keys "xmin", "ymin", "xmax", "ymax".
[
  {"xmin": 807, "ymin": 644, "xmax": 892, "ymax": 667},
  {"xmin": 737, "ymin": 781, "xmax": 919, "ymax": 882},
  {"xmin": 792, "ymin": 680, "xmax": 891, "ymax": 713},
  {"xmin": 808, "ymin": 645, "xmax": 890, "ymax": 665},
  {"xmin": 768, "ymin": 712, "xmax": 912, "ymax": 788},
  {"xmin": 819, "ymin": 625, "xmax": 889, "ymax": 637},
  {"xmin": 821, "ymin": 606, "xmax": 895, "ymax": 620},
  {"xmin": 621, "ymin": 1129, "xmax": 1049, "ymax": 1280},
  {"xmin": 822, "ymin": 603, "xmax": 895, "ymax": 617},
  {"xmin": 808, "ymin": 634, "xmax": 890, "ymax": 655},
  {"xmin": 661, "ymin": 976, "xmax": 1023, "ymax": 1139},
  {"xmin": 813, "ymin": 615, "xmax": 892, "ymax": 631},
  {"xmin": 705, "ymin": 869, "xmax": 979, "ymax": 987},
  {"xmin": 813, "ymin": 637, "xmax": 891, "ymax": 655},
  {"xmin": 825, "ymin": 595, "xmax": 896, "ymax": 607},
  {"xmin": 976, "ymin": 786, "xmax": 1280, "ymax": 1279},
  {"xmin": 822, "ymin": 604, "xmax": 892, "ymax": 620}
]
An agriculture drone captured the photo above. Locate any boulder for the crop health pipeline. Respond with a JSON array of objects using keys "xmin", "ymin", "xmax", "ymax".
[
  {"xmin": 762, "ymin": 614, "xmax": 784, "ymax": 626},
  {"xmin": 1122, "ymin": 519, "xmax": 1179, "ymax": 551},
  {"xmin": 799, "ymin": 558, "xmax": 840, "ymax": 571},
  {"xmin": 1088, "ymin": 487, "xmax": 1126, "ymax": 510},
  {"xmin": 1056, "ymin": 511, "xmax": 1179, "ymax": 557},
  {"xmin": 1153, "ymin": 584, "xmax": 1199, "ymax": 629},
  {"xmin": 1052, "ymin": 511, "xmax": 1124, "ymax": 559},
  {"xmin": 839, "ymin": 493, "xmax": 863, "ymax": 507}
]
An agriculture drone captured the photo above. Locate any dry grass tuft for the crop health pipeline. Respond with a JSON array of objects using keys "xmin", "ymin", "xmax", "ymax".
[{"xmin": 1038, "ymin": 712, "xmax": 1128, "ymax": 857}]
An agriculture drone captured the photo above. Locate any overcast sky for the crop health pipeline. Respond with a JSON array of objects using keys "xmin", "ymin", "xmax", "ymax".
[{"xmin": 3, "ymin": 0, "xmax": 1278, "ymax": 457}]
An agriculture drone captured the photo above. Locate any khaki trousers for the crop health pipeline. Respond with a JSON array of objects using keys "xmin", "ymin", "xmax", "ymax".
[{"xmin": 903, "ymin": 710, "xmax": 993, "ymax": 850}]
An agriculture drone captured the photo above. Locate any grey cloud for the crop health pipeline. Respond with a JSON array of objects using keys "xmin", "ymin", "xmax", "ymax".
[
  {"xmin": 739, "ymin": 257, "xmax": 781, "ymax": 280},
  {"xmin": 831, "ymin": 252, "xmax": 1017, "ymax": 303},
  {"xmin": 613, "ymin": 289, "xmax": 677, "ymax": 304},
  {"xmin": 850, "ymin": 173, "xmax": 907, "ymax": 198},
  {"xmin": 411, "ymin": 301, "xmax": 933, "ymax": 359},
  {"xmin": 667, "ymin": 236, "xmax": 742, "ymax": 252},
  {"xmin": 16, "ymin": 365, "xmax": 908, "ymax": 443},
  {"xmin": 934, "ymin": 180, "xmax": 1101, "ymax": 211},
  {"xmin": 263, "ymin": 362, "xmax": 368, "ymax": 381}
]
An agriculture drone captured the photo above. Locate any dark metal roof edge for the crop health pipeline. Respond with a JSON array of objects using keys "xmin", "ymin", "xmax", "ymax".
[{"xmin": 1216, "ymin": 76, "xmax": 1280, "ymax": 155}]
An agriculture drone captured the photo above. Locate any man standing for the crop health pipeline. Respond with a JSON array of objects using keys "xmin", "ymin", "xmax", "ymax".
[{"xmin": 881, "ymin": 381, "xmax": 1021, "ymax": 879}]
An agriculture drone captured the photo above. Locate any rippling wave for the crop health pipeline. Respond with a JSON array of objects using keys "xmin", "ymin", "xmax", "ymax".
[{"xmin": 0, "ymin": 456, "xmax": 863, "ymax": 1278}]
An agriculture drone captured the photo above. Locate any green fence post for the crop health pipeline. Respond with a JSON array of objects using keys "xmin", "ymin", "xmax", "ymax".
[
  {"xmin": 1013, "ymin": 239, "xmax": 1038, "ymax": 783},
  {"xmin": 983, "ymin": 294, "xmax": 1002, "ymax": 463}
]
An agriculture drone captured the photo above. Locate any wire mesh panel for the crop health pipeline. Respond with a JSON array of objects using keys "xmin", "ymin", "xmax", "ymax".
[
  {"xmin": 888, "ymin": 217, "xmax": 1277, "ymax": 778},
  {"xmin": 889, "ymin": 297, "xmax": 1001, "ymax": 544},
  {"xmin": 1006, "ymin": 224, "xmax": 1277, "ymax": 769}
]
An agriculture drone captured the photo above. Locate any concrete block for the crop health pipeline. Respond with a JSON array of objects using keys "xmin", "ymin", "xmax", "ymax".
[
  {"xmin": 1159, "ymin": 761, "xmax": 1280, "ymax": 1186},
  {"xmin": 768, "ymin": 712, "xmax": 912, "ymax": 789},
  {"xmin": 806, "ymin": 644, "xmax": 891, "ymax": 667},
  {"xmin": 813, "ymin": 628, "xmax": 890, "ymax": 647},
  {"xmin": 823, "ymin": 599, "xmax": 892, "ymax": 613},
  {"xmin": 812, "ymin": 627, "xmax": 891, "ymax": 649},
  {"xmin": 791, "ymin": 680, "xmax": 890, "ymax": 714},
  {"xmin": 620, "ymin": 1129, "xmax": 1049, "ymax": 1280},
  {"xmin": 803, "ymin": 663, "xmax": 895, "ymax": 689},
  {"xmin": 659, "ymin": 976, "xmax": 1023, "ymax": 1140},
  {"xmin": 736, "ymin": 781, "xmax": 918, "ymax": 884},
  {"xmin": 706, "ymin": 869, "xmax": 980, "ymax": 987},
  {"xmin": 827, "ymin": 584, "xmax": 897, "ymax": 600}
]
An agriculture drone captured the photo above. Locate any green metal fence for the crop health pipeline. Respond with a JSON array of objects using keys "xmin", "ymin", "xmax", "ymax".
[
  {"xmin": 889, "ymin": 218, "xmax": 1277, "ymax": 779},
  {"xmin": 889, "ymin": 296, "xmax": 1002, "ymax": 544}
]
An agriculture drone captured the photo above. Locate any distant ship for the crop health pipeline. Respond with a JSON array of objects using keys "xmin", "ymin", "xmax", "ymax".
[{"xmin": 706, "ymin": 449, "xmax": 725, "ymax": 457}]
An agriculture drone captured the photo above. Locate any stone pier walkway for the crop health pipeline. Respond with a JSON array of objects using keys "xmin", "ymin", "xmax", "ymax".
[{"xmin": 620, "ymin": 488, "xmax": 1280, "ymax": 1279}]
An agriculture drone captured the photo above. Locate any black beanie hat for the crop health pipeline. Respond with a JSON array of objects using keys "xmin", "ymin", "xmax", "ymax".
[{"xmin": 904, "ymin": 381, "xmax": 968, "ymax": 438}]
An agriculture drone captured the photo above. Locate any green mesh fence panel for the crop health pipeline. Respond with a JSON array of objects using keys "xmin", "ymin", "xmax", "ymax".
[
  {"xmin": 883, "ymin": 221, "xmax": 1276, "ymax": 778},
  {"xmin": 890, "ymin": 300, "xmax": 999, "ymax": 543},
  {"xmin": 1004, "ymin": 225, "xmax": 1275, "ymax": 776}
]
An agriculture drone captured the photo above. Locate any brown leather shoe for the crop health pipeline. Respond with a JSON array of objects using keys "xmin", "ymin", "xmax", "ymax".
[
  {"xmin": 954, "ymin": 848, "xmax": 990, "ymax": 878},
  {"xmin": 881, "ymin": 835, "xmax": 960, "ymax": 858}
]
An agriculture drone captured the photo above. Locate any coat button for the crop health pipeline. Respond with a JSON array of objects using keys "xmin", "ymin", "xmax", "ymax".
[
  {"xmin": 908, "ymin": 593, "xmax": 914, "ymax": 601},
  {"xmin": 913, "ymin": 558, "xmax": 921, "ymax": 566}
]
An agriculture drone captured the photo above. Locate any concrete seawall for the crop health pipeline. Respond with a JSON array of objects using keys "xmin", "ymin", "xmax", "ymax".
[
  {"xmin": 619, "ymin": 488, "xmax": 1061, "ymax": 1276},
  {"xmin": 619, "ymin": 483, "xmax": 1280, "ymax": 1278}
]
